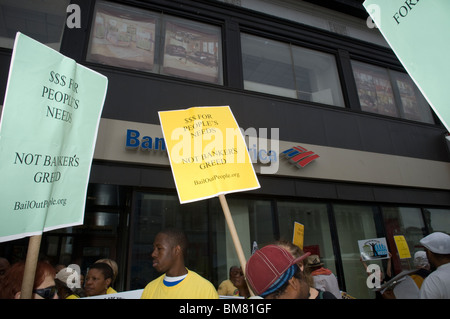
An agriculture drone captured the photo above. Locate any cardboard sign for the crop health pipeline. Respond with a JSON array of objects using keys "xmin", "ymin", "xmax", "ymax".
[
  {"xmin": 0, "ymin": 33, "xmax": 108, "ymax": 242},
  {"xmin": 159, "ymin": 106, "xmax": 260, "ymax": 203},
  {"xmin": 364, "ymin": 0, "xmax": 450, "ymax": 132}
]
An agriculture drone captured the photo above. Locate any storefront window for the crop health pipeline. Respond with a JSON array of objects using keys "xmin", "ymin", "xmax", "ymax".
[
  {"xmin": 87, "ymin": 1, "xmax": 223, "ymax": 85},
  {"xmin": 277, "ymin": 202, "xmax": 336, "ymax": 273},
  {"xmin": 129, "ymin": 192, "xmax": 211, "ymax": 290},
  {"xmin": 352, "ymin": 60, "xmax": 434, "ymax": 124},
  {"xmin": 334, "ymin": 204, "xmax": 379, "ymax": 299},
  {"xmin": 424, "ymin": 208, "xmax": 450, "ymax": 234},
  {"xmin": 0, "ymin": 0, "xmax": 69, "ymax": 50},
  {"xmin": 213, "ymin": 198, "xmax": 273, "ymax": 285},
  {"xmin": 381, "ymin": 207, "xmax": 426, "ymax": 273},
  {"xmin": 241, "ymin": 33, "xmax": 344, "ymax": 107}
]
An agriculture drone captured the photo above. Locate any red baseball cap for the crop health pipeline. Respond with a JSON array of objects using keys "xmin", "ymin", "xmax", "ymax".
[{"xmin": 245, "ymin": 245, "xmax": 310, "ymax": 296}]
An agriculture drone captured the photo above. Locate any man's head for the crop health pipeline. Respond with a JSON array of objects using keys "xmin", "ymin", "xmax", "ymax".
[
  {"xmin": 420, "ymin": 232, "xmax": 450, "ymax": 268},
  {"xmin": 152, "ymin": 228, "xmax": 188, "ymax": 275},
  {"xmin": 245, "ymin": 245, "xmax": 310, "ymax": 299}
]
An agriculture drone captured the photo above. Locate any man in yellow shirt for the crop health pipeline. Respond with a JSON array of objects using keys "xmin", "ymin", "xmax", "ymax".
[{"xmin": 141, "ymin": 228, "xmax": 218, "ymax": 299}]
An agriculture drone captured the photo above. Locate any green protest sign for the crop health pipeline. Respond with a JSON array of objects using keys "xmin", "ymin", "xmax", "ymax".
[
  {"xmin": 363, "ymin": 0, "xmax": 450, "ymax": 132},
  {"xmin": 0, "ymin": 33, "xmax": 108, "ymax": 242}
]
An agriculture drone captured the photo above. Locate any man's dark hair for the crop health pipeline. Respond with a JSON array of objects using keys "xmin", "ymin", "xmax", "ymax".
[{"xmin": 159, "ymin": 228, "xmax": 189, "ymax": 256}]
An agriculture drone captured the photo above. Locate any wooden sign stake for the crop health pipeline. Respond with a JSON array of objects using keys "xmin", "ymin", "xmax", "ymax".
[
  {"xmin": 218, "ymin": 194, "xmax": 254, "ymax": 296},
  {"xmin": 20, "ymin": 234, "xmax": 42, "ymax": 299}
]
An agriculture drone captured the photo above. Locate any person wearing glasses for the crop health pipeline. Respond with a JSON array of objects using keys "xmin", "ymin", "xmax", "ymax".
[{"xmin": 0, "ymin": 260, "xmax": 58, "ymax": 299}]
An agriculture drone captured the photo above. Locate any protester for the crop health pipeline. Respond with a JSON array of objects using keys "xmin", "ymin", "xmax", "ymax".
[
  {"xmin": 217, "ymin": 265, "xmax": 250, "ymax": 297},
  {"xmin": 419, "ymin": 232, "xmax": 450, "ymax": 299},
  {"xmin": 55, "ymin": 266, "xmax": 85, "ymax": 299},
  {"xmin": 246, "ymin": 244, "xmax": 336, "ymax": 299},
  {"xmin": 84, "ymin": 262, "xmax": 114, "ymax": 297},
  {"xmin": 384, "ymin": 251, "xmax": 430, "ymax": 299},
  {"xmin": 275, "ymin": 240, "xmax": 339, "ymax": 298},
  {"xmin": 410, "ymin": 251, "xmax": 431, "ymax": 289},
  {"xmin": 305, "ymin": 254, "xmax": 342, "ymax": 299},
  {"xmin": 0, "ymin": 260, "xmax": 58, "ymax": 299},
  {"xmin": 95, "ymin": 258, "xmax": 118, "ymax": 294},
  {"xmin": 141, "ymin": 228, "xmax": 218, "ymax": 299}
]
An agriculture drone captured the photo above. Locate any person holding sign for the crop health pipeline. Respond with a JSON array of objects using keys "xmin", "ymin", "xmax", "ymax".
[{"xmin": 141, "ymin": 228, "xmax": 218, "ymax": 299}]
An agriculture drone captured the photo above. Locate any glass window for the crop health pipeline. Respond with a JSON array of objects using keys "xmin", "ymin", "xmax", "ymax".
[
  {"xmin": 241, "ymin": 33, "xmax": 344, "ymax": 107},
  {"xmin": 334, "ymin": 204, "xmax": 380, "ymax": 299},
  {"xmin": 277, "ymin": 202, "xmax": 336, "ymax": 274},
  {"xmin": 352, "ymin": 60, "xmax": 434, "ymax": 124},
  {"xmin": 87, "ymin": 1, "xmax": 159, "ymax": 73},
  {"xmin": 391, "ymin": 70, "xmax": 434, "ymax": 124},
  {"xmin": 352, "ymin": 61, "xmax": 398, "ymax": 117},
  {"xmin": 87, "ymin": 1, "xmax": 223, "ymax": 85},
  {"xmin": 241, "ymin": 34, "xmax": 296, "ymax": 98},
  {"xmin": 161, "ymin": 17, "xmax": 223, "ymax": 84},
  {"xmin": 291, "ymin": 46, "xmax": 345, "ymax": 106},
  {"xmin": 424, "ymin": 208, "xmax": 450, "ymax": 234},
  {"xmin": 381, "ymin": 207, "xmax": 426, "ymax": 272},
  {"xmin": 0, "ymin": 0, "xmax": 69, "ymax": 50},
  {"xmin": 247, "ymin": 199, "xmax": 275, "ymax": 247},
  {"xmin": 129, "ymin": 192, "xmax": 211, "ymax": 290},
  {"xmin": 211, "ymin": 198, "xmax": 273, "ymax": 285}
]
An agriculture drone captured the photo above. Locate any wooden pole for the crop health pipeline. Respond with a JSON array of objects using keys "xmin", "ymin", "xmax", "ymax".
[
  {"xmin": 20, "ymin": 234, "xmax": 42, "ymax": 299},
  {"xmin": 218, "ymin": 194, "xmax": 254, "ymax": 296}
]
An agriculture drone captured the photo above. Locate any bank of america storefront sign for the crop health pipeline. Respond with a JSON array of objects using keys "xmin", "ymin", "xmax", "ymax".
[{"xmin": 93, "ymin": 118, "xmax": 450, "ymax": 191}]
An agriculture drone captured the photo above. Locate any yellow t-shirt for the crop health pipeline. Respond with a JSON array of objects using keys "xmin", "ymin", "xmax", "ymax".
[
  {"xmin": 217, "ymin": 279, "xmax": 239, "ymax": 296},
  {"xmin": 107, "ymin": 287, "xmax": 117, "ymax": 294},
  {"xmin": 141, "ymin": 269, "xmax": 219, "ymax": 299}
]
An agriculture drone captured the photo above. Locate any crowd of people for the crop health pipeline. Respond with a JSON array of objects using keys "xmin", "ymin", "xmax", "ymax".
[{"xmin": 0, "ymin": 229, "xmax": 449, "ymax": 299}]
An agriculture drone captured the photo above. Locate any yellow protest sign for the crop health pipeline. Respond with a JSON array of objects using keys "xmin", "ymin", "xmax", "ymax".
[
  {"xmin": 292, "ymin": 222, "xmax": 304, "ymax": 250},
  {"xmin": 394, "ymin": 235, "xmax": 411, "ymax": 259},
  {"xmin": 158, "ymin": 106, "xmax": 260, "ymax": 203}
]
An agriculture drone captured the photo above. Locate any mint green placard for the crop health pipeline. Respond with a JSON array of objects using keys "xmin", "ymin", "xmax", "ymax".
[
  {"xmin": 0, "ymin": 33, "xmax": 108, "ymax": 242},
  {"xmin": 364, "ymin": 0, "xmax": 450, "ymax": 132}
]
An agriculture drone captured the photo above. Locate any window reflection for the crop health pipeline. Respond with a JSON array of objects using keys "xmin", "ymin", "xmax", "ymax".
[
  {"xmin": 352, "ymin": 60, "xmax": 434, "ymax": 124},
  {"xmin": 241, "ymin": 33, "xmax": 344, "ymax": 107}
]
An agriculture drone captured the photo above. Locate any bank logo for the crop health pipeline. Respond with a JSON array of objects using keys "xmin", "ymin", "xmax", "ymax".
[{"xmin": 281, "ymin": 146, "xmax": 319, "ymax": 168}]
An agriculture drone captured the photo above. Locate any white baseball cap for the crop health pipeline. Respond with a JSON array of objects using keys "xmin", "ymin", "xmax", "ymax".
[{"xmin": 420, "ymin": 232, "xmax": 450, "ymax": 254}]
